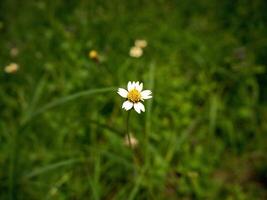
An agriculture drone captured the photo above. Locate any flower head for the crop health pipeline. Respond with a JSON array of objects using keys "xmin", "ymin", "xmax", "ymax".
[
  {"xmin": 4, "ymin": 63, "xmax": 19, "ymax": 74},
  {"xmin": 117, "ymin": 81, "xmax": 152, "ymax": 114},
  {"xmin": 89, "ymin": 50, "xmax": 99, "ymax": 61},
  {"xmin": 135, "ymin": 39, "xmax": 147, "ymax": 49},
  {"xmin": 10, "ymin": 47, "xmax": 19, "ymax": 57},
  {"xmin": 124, "ymin": 133, "xmax": 138, "ymax": 148},
  {"xmin": 129, "ymin": 46, "xmax": 143, "ymax": 58}
]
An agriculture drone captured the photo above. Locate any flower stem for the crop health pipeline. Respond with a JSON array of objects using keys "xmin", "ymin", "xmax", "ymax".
[
  {"xmin": 125, "ymin": 111, "xmax": 138, "ymax": 178},
  {"xmin": 126, "ymin": 111, "xmax": 132, "ymax": 149}
]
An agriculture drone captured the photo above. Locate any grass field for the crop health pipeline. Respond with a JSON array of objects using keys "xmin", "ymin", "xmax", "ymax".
[{"xmin": 1, "ymin": 0, "xmax": 267, "ymax": 199}]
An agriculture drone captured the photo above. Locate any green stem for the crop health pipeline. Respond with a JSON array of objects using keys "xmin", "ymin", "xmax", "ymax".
[
  {"xmin": 126, "ymin": 111, "xmax": 132, "ymax": 149},
  {"xmin": 9, "ymin": 130, "xmax": 16, "ymax": 200},
  {"xmin": 125, "ymin": 111, "xmax": 138, "ymax": 177}
]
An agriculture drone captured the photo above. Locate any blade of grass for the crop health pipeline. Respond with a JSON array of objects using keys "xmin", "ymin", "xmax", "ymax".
[
  {"xmin": 23, "ymin": 87, "xmax": 116, "ymax": 124},
  {"xmin": 24, "ymin": 158, "xmax": 82, "ymax": 179},
  {"xmin": 89, "ymin": 155, "xmax": 101, "ymax": 200},
  {"xmin": 128, "ymin": 168, "xmax": 145, "ymax": 200},
  {"xmin": 22, "ymin": 76, "xmax": 47, "ymax": 123},
  {"xmin": 145, "ymin": 62, "xmax": 155, "ymax": 163}
]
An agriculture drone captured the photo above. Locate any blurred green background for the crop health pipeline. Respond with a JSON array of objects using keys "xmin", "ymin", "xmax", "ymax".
[{"xmin": 1, "ymin": 0, "xmax": 267, "ymax": 199}]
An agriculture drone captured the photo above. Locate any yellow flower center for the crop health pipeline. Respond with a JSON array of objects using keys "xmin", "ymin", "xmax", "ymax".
[
  {"xmin": 89, "ymin": 50, "xmax": 98, "ymax": 59},
  {"xmin": 127, "ymin": 89, "xmax": 141, "ymax": 103}
]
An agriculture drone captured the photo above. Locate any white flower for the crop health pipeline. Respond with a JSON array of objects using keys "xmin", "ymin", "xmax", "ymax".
[
  {"xmin": 117, "ymin": 81, "xmax": 152, "ymax": 114},
  {"xmin": 123, "ymin": 133, "xmax": 138, "ymax": 148},
  {"xmin": 10, "ymin": 47, "xmax": 19, "ymax": 57},
  {"xmin": 129, "ymin": 46, "xmax": 143, "ymax": 58},
  {"xmin": 4, "ymin": 63, "xmax": 19, "ymax": 73},
  {"xmin": 135, "ymin": 39, "xmax": 147, "ymax": 48}
]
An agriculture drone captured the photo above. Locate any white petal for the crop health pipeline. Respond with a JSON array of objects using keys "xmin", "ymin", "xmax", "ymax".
[
  {"xmin": 117, "ymin": 88, "xmax": 128, "ymax": 98},
  {"xmin": 140, "ymin": 83, "xmax": 143, "ymax": 91},
  {"xmin": 127, "ymin": 81, "xmax": 134, "ymax": 91},
  {"xmin": 141, "ymin": 90, "xmax": 152, "ymax": 96},
  {"xmin": 142, "ymin": 95, "xmax": 152, "ymax": 100},
  {"xmin": 127, "ymin": 81, "xmax": 131, "ymax": 90},
  {"xmin": 132, "ymin": 81, "xmax": 137, "ymax": 89},
  {"xmin": 122, "ymin": 100, "xmax": 133, "ymax": 111},
  {"xmin": 136, "ymin": 82, "xmax": 143, "ymax": 92},
  {"xmin": 138, "ymin": 102, "xmax": 145, "ymax": 112},
  {"xmin": 141, "ymin": 90, "xmax": 152, "ymax": 99},
  {"xmin": 134, "ymin": 102, "xmax": 145, "ymax": 114},
  {"xmin": 134, "ymin": 103, "xmax": 141, "ymax": 113}
]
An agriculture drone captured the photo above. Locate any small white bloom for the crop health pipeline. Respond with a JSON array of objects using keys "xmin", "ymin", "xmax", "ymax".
[
  {"xmin": 129, "ymin": 46, "xmax": 143, "ymax": 58},
  {"xmin": 10, "ymin": 47, "xmax": 19, "ymax": 57},
  {"xmin": 135, "ymin": 39, "xmax": 147, "ymax": 48},
  {"xmin": 124, "ymin": 133, "xmax": 138, "ymax": 148},
  {"xmin": 118, "ymin": 81, "xmax": 152, "ymax": 114},
  {"xmin": 4, "ymin": 63, "xmax": 19, "ymax": 74}
]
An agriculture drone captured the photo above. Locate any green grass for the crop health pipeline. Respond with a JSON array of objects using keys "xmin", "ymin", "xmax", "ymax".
[{"xmin": 1, "ymin": 0, "xmax": 267, "ymax": 199}]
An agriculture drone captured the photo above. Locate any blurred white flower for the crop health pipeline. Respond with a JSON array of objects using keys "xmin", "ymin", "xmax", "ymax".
[
  {"xmin": 135, "ymin": 39, "xmax": 147, "ymax": 48},
  {"xmin": 117, "ymin": 81, "xmax": 152, "ymax": 114},
  {"xmin": 124, "ymin": 133, "xmax": 138, "ymax": 148},
  {"xmin": 4, "ymin": 63, "xmax": 19, "ymax": 73},
  {"xmin": 10, "ymin": 47, "xmax": 19, "ymax": 57},
  {"xmin": 129, "ymin": 46, "xmax": 143, "ymax": 58}
]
